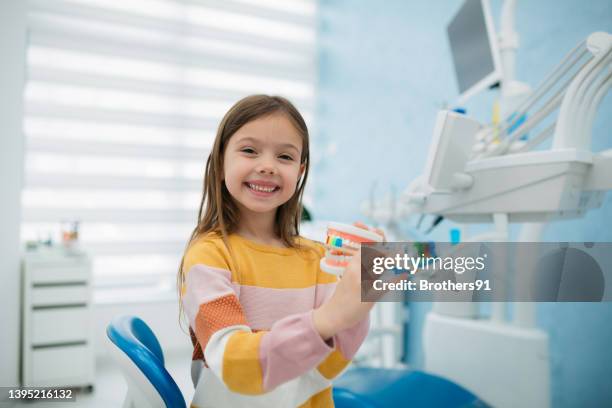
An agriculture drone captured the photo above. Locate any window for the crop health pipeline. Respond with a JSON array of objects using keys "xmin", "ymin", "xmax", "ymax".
[{"xmin": 22, "ymin": 0, "xmax": 317, "ymax": 302}]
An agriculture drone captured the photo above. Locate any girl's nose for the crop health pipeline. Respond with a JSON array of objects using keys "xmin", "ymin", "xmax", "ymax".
[
  {"xmin": 258, "ymin": 166, "xmax": 276, "ymax": 175},
  {"xmin": 256, "ymin": 159, "xmax": 277, "ymax": 175}
]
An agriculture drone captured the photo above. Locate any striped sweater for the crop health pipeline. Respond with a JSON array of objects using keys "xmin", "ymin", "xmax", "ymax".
[{"xmin": 181, "ymin": 232, "xmax": 369, "ymax": 408}]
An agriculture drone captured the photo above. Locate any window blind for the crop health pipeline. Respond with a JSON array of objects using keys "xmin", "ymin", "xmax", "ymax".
[{"xmin": 21, "ymin": 0, "xmax": 317, "ymax": 302}]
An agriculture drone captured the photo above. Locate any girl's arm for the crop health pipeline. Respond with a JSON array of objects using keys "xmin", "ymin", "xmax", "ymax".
[
  {"xmin": 314, "ymin": 221, "xmax": 383, "ymax": 343},
  {"xmin": 311, "ymin": 256, "xmax": 371, "ymax": 380},
  {"xmin": 313, "ymin": 237, "xmax": 405, "ymax": 379}
]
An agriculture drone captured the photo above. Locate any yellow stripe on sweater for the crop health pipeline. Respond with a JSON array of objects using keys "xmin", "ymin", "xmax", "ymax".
[
  {"xmin": 298, "ymin": 387, "xmax": 334, "ymax": 407},
  {"xmin": 317, "ymin": 349, "xmax": 351, "ymax": 379},
  {"xmin": 185, "ymin": 234, "xmax": 337, "ymax": 288},
  {"xmin": 223, "ymin": 330, "xmax": 266, "ymax": 395}
]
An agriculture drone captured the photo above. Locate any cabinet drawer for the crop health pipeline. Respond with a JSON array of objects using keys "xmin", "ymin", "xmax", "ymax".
[
  {"xmin": 31, "ymin": 344, "xmax": 93, "ymax": 386},
  {"xmin": 31, "ymin": 308, "xmax": 90, "ymax": 345},
  {"xmin": 30, "ymin": 265, "xmax": 89, "ymax": 284},
  {"xmin": 31, "ymin": 285, "xmax": 89, "ymax": 306}
]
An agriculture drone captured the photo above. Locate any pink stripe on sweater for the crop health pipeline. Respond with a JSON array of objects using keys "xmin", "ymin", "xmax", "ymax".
[
  {"xmin": 335, "ymin": 315, "xmax": 370, "ymax": 359},
  {"xmin": 259, "ymin": 311, "xmax": 333, "ymax": 392},
  {"xmin": 183, "ymin": 265, "xmax": 240, "ymax": 328},
  {"xmin": 239, "ymin": 285, "xmax": 322, "ymax": 330}
]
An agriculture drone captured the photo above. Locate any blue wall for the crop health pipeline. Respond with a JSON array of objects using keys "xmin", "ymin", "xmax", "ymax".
[{"xmin": 314, "ymin": 1, "xmax": 612, "ymax": 406}]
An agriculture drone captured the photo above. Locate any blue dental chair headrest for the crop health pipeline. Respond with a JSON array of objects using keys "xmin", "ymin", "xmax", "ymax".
[{"xmin": 107, "ymin": 315, "xmax": 186, "ymax": 408}]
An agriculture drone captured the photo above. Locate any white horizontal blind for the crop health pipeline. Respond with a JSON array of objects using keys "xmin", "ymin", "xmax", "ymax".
[{"xmin": 22, "ymin": 0, "xmax": 317, "ymax": 302}]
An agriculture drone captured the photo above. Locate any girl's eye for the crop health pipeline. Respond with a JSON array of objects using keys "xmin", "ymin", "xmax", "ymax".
[
  {"xmin": 279, "ymin": 154, "xmax": 294, "ymax": 161},
  {"xmin": 241, "ymin": 148, "xmax": 256, "ymax": 154}
]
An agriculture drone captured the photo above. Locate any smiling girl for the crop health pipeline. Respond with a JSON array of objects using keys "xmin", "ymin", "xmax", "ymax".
[{"xmin": 178, "ymin": 95, "xmax": 377, "ymax": 408}]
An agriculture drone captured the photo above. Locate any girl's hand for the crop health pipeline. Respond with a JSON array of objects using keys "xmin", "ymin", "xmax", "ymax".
[
  {"xmin": 313, "ymin": 226, "xmax": 406, "ymax": 341},
  {"xmin": 313, "ymin": 247, "xmax": 374, "ymax": 340}
]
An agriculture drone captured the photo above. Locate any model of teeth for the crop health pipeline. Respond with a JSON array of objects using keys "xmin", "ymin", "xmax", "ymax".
[{"xmin": 320, "ymin": 222, "xmax": 383, "ymax": 276}]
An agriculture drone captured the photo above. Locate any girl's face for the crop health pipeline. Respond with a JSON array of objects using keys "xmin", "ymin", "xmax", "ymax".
[{"xmin": 223, "ymin": 113, "xmax": 305, "ymax": 218}]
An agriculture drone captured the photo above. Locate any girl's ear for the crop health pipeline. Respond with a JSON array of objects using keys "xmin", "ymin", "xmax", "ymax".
[{"xmin": 299, "ymin": 163, "xmax": 305, "ymax": 177}]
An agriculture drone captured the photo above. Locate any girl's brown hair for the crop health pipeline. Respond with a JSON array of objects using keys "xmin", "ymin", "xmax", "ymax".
[{"xmin": 177, "ymin": 95, "xmax": 311, "ymax": 321}]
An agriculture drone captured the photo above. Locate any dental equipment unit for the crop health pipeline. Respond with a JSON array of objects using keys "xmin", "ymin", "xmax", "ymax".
[{"xmin": 362, "ymin": 30, "xmax": 612, "ymax": 408}]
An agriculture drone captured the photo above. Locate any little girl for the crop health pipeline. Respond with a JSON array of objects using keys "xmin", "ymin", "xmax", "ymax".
[{"xmin": 178, "ymin": 95, "xmax": 379, "ymax": 408}]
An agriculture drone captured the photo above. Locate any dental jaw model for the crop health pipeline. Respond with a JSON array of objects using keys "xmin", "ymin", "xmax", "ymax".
[{"xmin": 320, "ymin": 222, "xmax": 383, "ymax": 276}]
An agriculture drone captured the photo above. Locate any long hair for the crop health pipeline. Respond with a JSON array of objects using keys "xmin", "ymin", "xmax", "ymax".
[{"xmin": 177, "ymin": 95, "xmax": 311, "ymax": 326}]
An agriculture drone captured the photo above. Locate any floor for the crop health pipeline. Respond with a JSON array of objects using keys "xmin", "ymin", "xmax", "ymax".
[{"xmin": 13, "ymin": 350, "xmax": 195, "ymax": 407}]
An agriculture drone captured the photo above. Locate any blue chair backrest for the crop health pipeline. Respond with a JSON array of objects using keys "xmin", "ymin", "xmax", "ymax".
[{"xmin": 107, "ymin": 315, "xmax": 186, "ymax": 408}]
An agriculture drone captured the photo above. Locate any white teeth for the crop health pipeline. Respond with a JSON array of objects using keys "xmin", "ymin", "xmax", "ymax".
[{"xmin": 248, "ymin": 183, "xmax": 276, "ymax": 193}]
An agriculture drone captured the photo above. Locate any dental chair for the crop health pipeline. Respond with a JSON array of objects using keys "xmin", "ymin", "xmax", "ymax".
[
  {"xmin": 106, "ymin": 315, "xmax": 186, "ymax": 408},
  {"xmin": 108, "ymin": 315, "xmax": 485, "ymax": 408}
]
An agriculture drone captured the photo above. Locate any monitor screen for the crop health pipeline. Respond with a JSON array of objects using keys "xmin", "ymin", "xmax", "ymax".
[{"xmin": 447, "ymin": 0, "xmax": 501, "ymax": 102}]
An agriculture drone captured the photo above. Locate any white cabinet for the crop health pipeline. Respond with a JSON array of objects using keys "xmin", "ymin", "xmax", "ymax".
[{"xmin": 22, "ymin": 249, "xmax": 95, "ymax": 388}]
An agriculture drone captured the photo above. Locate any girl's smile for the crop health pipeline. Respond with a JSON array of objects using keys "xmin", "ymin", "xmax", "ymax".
[{"xmin": 244, "ymin": 180, "xmax": 281, "ymax": 197}]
